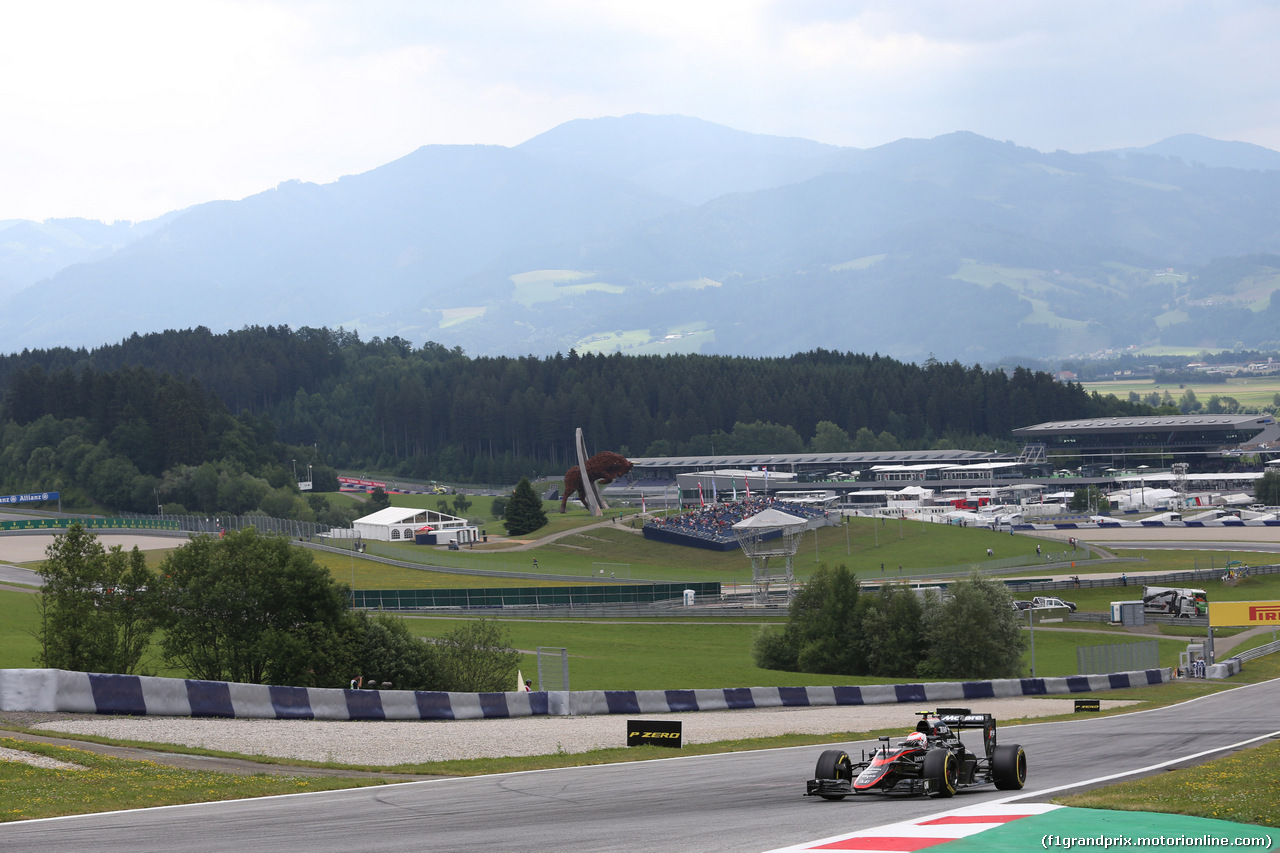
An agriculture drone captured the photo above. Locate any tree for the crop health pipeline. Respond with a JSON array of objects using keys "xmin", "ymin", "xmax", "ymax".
[
  {"xmin": 350, "ymin": 613, "xmax": 441, "ymax": 691},
  {"xmin": 34, "ymin": 524, "xmax": 155, "ymax": 674},
  {"xmin": 154, "ymin": 527, "xmax": 353, "ymax": 686},
  {"xmin": 751, "ymin": 623, "xmax": 800, "ymax": 672},
  {"xmin": 1069, "ymin": 485, "xmax": 1110, "ymax": 513},
  {"xmin": 1256, "ymin": 470, "xmax": 1280, "ymax": 506},
  {"xmin": 1178, "ymin": 388, "xmax": 1201, "ymax": 414},
  {"xmin": 810, "ymin": 420, "xmax": 853, "ymax": 452},
  {"xmin": 368, "ymin": 486, "xmax": 391, "ymax": 512},
  {"xmin": 490, "ymin": 496, "xmax": 508, "ymax": 519},
  {"xmin": 861, "ymin": 584, "xmax": 928, "ymax": 677},
  {"xmin": 752, "ymin": 563, "xmax": 866, "ymax": 675},
  {"xmin": 918, "ymin": 573, "xmax": 1025, "ymax": 679},
  {"xmin": 755, "ymin": 568, "xmax": 1026, "ymax": 680},
  {"xmin": 504, "ymin": 477, "xmax": 547, "ymax": 535},
  {"xmin": 434, "ymin": 619, "xmax": 521, "ymax": 692}
]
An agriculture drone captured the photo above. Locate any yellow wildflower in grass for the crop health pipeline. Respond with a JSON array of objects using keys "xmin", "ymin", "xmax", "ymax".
[
  {"xmin": 1059, "ymin": 737, "xmax": 1280, "ymax": 828},
  {"xmin": 0, "ymin": 737, "xmax": 383, "ymax": 823}
]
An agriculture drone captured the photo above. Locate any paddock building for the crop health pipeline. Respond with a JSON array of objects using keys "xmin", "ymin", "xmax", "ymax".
[
  {"xmin": 621, "ymin": 415, "xmax": 1278, "ymax": 510},
  {"xmin": 1012, "ymin": 413, "xmax": 1280, "ymax": 470}
]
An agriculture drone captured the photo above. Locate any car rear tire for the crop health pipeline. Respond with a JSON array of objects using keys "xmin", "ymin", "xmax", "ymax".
[
  {"xmin": 813, "ymin": 749, "xmax": 852, "ymax": 800},
  {"xmin": 922, "ymin": 748, "xmax": 957, "ymax": 797},
  {"xmin": 992, "ymin": 743, "xmax": 1027, "ymax": 790}
]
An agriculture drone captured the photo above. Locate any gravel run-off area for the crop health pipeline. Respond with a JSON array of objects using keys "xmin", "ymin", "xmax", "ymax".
[{"xmin": 24, "ymin": 697, "xmax": 1136, "ymax": 767}]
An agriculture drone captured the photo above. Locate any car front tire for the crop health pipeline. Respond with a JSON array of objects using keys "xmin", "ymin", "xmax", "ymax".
[
  {"xmin": 922, "ymin": 748, "xmax": 957, "ymax": 797},
  {"xmin": 992, "ymin": 744, "xmax": 1027, "ymax": 790},
  {"xmin": 813, "ymin": 749, "xmax": 852, "ymax": 800}
]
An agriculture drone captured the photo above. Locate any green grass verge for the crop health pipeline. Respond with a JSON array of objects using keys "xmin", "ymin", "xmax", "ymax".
[
  {"xmin": 356, "ymin": 516, "xmax": 1048, "ymax": 585},
  {"xmin": 399, "ymin": 614, "xmax": 1190, "ymax": 689},
  {"xmin": 0, "ymin": 737, "xmax": 380, "ymax": 822},
  {"xmin": 0, "ymin": 591, "xmax": 40, "ymax": 670},
  {"xmin": 1058, "ymin": 736, "xmax": 1280, "ymax": 827}
]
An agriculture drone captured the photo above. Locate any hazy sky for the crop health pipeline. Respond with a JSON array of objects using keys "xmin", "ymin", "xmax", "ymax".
[{"xmin": 4, "ymin": 1, "xmax": 1278, "ymax": 223}]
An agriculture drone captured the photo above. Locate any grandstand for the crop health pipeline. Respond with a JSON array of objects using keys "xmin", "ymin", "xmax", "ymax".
[{"xmin": 642, "ymin": 497, "xmax": 834, "ymax": 551}]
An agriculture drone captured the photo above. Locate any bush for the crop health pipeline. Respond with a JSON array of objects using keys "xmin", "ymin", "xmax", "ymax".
[
  {"xmin": 434, "ymin": 618, "xmax": 521, "ymax": 692},
  {"xmin": 350, "ymin": 613, "xmax": 441, "ymax": 691},
  {"xmin": 778, "ymin": 563, "xmax": 866, "ymax": 675},
  {"xmin": 751, "ymin": 625, "xmax": 799, "ymax": 671}
]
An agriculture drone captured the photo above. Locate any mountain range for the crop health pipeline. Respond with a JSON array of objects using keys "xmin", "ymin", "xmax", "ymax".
[{"xmin": 3, "ymin": 114, "xmax": 1280, "ymax": 363}]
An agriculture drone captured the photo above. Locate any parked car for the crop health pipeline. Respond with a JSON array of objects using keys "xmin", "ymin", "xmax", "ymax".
[{"xmin": 1031, "ymin": 596, "xmax": 1076, "ymax": 612}]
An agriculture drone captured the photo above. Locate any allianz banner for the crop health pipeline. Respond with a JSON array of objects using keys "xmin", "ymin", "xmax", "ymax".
[
  {"xmin": 1210, "ymin": 600, "xmax": 1280, "ymax": 627},
  {"xmin": 627, "ymin": 719, "xmax": 682, "ymax": 748}
]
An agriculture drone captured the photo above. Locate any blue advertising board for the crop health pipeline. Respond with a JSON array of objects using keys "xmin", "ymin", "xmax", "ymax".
[{"xmin": 0, "ymin": 491, "xmax": 60, "ymax": 505}]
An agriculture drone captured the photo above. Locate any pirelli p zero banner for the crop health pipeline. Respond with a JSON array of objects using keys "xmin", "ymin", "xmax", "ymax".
[
  {"xmin": 627, "ymin": 719, "xmax": 682, "ymax": 748},
  {"xmin": 1210, "ymin": 600, "xmax": 1280, "ymax": 627}
]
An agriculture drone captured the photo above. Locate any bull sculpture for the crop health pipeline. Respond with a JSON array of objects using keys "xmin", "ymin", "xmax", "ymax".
[{"xmin": 561, "ymin": 451, "xmax": 633, "ymax": 513}]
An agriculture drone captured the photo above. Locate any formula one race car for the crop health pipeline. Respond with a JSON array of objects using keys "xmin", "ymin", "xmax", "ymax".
[{"xmin": 805, "ymin": 708, "xmax": 1027, "ymax": 800}]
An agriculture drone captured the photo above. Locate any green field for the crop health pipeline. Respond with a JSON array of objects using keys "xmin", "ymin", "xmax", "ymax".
[
  {"xmin": 397, "ymin": 614, "xmax": 1192, "ymax": 690},
  {"xmin": 1081, "ymin": 375, "xmax": 1280, "ymax": 409},
  {"xmin": 0, "ymin": 737, "xmax": 379, "ymax": 822},
  {"xmin": 356, "ymin": 514, "xmax": 1048, "ymax": 585}
]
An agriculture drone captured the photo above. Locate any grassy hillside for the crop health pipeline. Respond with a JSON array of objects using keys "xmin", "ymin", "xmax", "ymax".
[{"xmin": 356, "ymin": 515, "xmax": 1047, "ymax": 585}]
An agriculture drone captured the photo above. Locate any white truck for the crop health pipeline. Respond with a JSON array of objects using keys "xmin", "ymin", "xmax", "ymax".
[
  {"xmin": 1031, "ymin": 596, "xmax": 1076, "ymax": 612},
  {"xmin": 1142, "ymin": 586, "xmax": 1207, "ymax": 618}
]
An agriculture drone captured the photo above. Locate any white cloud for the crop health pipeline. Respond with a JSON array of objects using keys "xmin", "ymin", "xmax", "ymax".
[{"xmin": 1, "ymin": 0, "xmax": 1278, "ymax": 221}]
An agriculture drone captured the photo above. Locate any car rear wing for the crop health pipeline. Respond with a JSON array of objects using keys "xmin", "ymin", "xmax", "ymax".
[{"xmin": 931, "ymin": 708, "xmax": 995, "ymax": 729}]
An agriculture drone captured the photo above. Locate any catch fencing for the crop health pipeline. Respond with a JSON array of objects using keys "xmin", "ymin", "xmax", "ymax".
[
  {"xmin": 351, "ymin": 581, "xmax": 720, "ymax": 611},
  {"xmin": 1077, "ymin": 640, "xmax": 1160, "ymax": 675},
  {"xmin": 120, "ymin": 512, "xmax": 334, "ymax": 540}
]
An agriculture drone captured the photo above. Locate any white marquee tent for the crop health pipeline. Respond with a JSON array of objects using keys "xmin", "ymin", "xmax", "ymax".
[{"xmin": 353, "ymin": 506, "xmax": 478, "ymax": 544}]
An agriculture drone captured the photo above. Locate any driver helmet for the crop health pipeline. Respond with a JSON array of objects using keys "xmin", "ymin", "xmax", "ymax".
[{"xmin": 905, "ymin": 732, "xmax": 928, "ymax": 749}]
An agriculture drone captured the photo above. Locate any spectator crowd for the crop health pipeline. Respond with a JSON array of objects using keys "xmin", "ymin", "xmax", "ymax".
[{"xmin": 644, "ymin": 496, "xmax": 829, "ymax": 544}]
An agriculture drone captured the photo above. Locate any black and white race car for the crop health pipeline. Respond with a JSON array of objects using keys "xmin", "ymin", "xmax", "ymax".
[{"xmin": 805, "ymin": 708, "xmax": 1027, "ymax": 800}]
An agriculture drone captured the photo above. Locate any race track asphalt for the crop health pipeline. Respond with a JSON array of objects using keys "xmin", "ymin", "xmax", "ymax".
[{"xmin": 2, "ymin": 679, "xmax": 1278, "ymax": 853}]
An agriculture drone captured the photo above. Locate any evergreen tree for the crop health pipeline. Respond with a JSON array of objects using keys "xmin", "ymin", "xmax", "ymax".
[
  {"xmin": 503, "ymin": 477, "xmax": 547, "ymax": 535},
  {"xmin": 368, "ymin": 486, "xmax": 391, "ymax": 512}
]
